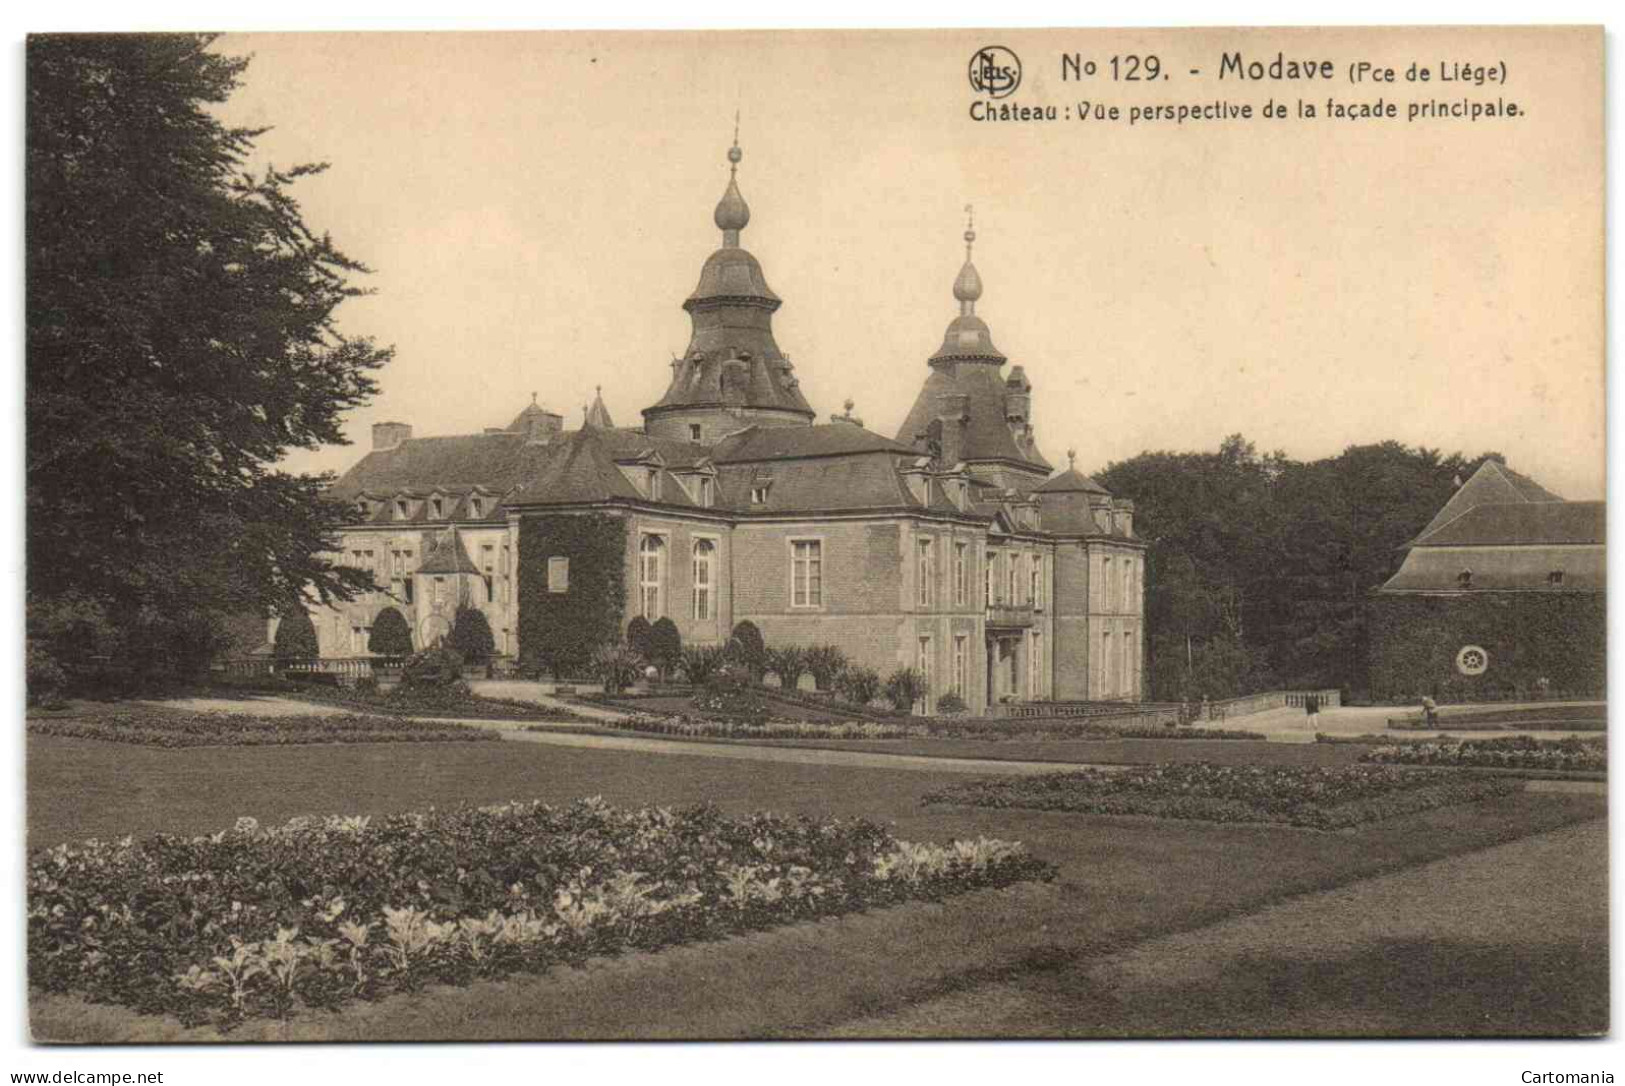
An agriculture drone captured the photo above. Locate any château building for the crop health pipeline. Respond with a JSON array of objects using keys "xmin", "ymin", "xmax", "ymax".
[{"xmin": 295, "ymin": 138, "xmax": 1147, "ymax": 709}]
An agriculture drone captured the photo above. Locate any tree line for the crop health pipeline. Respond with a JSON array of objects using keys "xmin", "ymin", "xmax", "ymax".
[{"xmin": 1094, "ymin": 435, "xmax": 1505, "ymax": 703}]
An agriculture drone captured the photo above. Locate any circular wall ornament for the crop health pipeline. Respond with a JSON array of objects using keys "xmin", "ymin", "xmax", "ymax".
[{"xmin": 1455, "ymin": 645, "xmax": 1490, "ymax": 676}]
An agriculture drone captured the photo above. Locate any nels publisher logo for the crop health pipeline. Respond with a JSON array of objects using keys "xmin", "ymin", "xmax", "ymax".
[{"xmin": 968, "ymin": 46, "xmax": 1021, "ymax": 99}]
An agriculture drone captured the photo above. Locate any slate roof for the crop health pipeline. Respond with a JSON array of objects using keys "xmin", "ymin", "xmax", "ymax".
[
  {"xmin": 331, "ymin": 432, "xmax": 544, "ymax": 503},
  {"xmin": 1414, "ymin": 459, "xmax": 1564, "ymax": 541},
  {"xmin": 1380, "ymin": 460, "xmax": 1604, "ymax": 593},
  {"xmin": 1410, "ymin": 501, "xmax": 1605, "ymax": 548},
  {"xmin": 1380, "ymin": 545, "xmax": 1604, "ymax": 593},
  {"xmin": 895, "ymin": 362, "xmax": 1052, "ymax": 473},
  {"xmin": 711, "ymin": 424, "xmax": 914, "ymax": 463},
  {"xmin": 1035, "ymin": 467, "xmax": 1112, "ymax": 496},
  {"xmin": 418, "ymin": 530, "xmax": 481, "ymax": 575}
]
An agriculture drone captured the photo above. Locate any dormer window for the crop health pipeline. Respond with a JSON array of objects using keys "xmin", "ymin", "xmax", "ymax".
[
  {"xmin": 1549, "ymin": 569, "xmax": 1565, "ymax": 587},
  {"xmin": 431, "ymin": 498, "xmax": 444, "ymax": 519},
  {"xmin": 649, "ymin": 471, "xmax": 662, "ymax": 501},
  {"xmin": 751, "ymin": 482, "xmax": 771, "ymax": 505},
  {"xmin": 698, "ymin": 476, "xmax": 715, "ymax": 508},
  {"xmin": 470, "ymin": 497, "xmax": 483, "ymax": 518},
  {"xmin": 689, "ymin": 423, "xmax": 703, "ymax": 442},
  {"xmin": 395, "ymin": 500, "xmax": 409, "ymax": 520},
  {"xmin": 1457, "ymin": 569, "xmax": 1473, "ymax": 590}
]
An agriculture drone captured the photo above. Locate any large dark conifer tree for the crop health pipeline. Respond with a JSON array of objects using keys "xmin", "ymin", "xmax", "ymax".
[{"xmin": 27, "ymin": 34, "xmax": 390, "ymax": 668}]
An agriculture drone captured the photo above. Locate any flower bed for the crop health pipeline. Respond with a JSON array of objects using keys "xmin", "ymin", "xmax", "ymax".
[
  {"xmin": 299, "ymin": 685, "xmax": 588, "ymax": 722},
  {"xmin": 28, "ymin": 798, "xmax": 1052, "ymax": 1027},
  {"xmin": 26, "ymin": 710, "xmax": 500, "ymax": 748},
  {"xmin": 1361, "ymin": 735, "xmax": 1606, "ymax": 773},
  {"xmin": 922, "ymin": 763, "xmax": 1522, "ymax": 830},
  {"xmin": 591, "ymin": 712, "xmax": 1263, "ymax": 744}
]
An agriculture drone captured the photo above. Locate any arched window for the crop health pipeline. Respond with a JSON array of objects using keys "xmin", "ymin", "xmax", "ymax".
[
  {"xmin": 639, "ymin": 535, "xmax": 665, "ymax": 619},
  {"xmin": 1457, "ymin": 568, "xmax": 1473, "ymax": 590},
  {"xmin": 692, "ymin": 539, "xmax": 715, "ymax": 621}
]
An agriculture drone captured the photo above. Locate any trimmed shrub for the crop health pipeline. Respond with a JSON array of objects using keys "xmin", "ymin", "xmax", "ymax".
[
  {"xmin": 400, "ymin": 646, "xmax": 466, "ymax": 690},
  {"xmin": 805, "ymin": 645, "xmax": 848, "ymax": 692},
  {"xmin": 649, "ymin": 618, "xmax": 683, "ymax": 680},
  {"xmin": 369, "ymin": 606, "xmax": 413, "ymax": 657},
  {"xmin": 593, "ymin": 643, "xmax": 644, "ymax": 695},
  {"xmin": 885, "ymin": 667, "xmax": 928, "ymax": 713},
  {"xmin": 726, "ymin": 620, "xmax": 767, "ymax": 681},
  {"xmin": 626, "ymin": 616, "xmax": 655, "ymax": 663},
  {"xmin": 767, "ymin": 645, "xmax": 808, "ymax": 691},
  {"xmin": 935, "ymin": 692, "xmax": 969, "ymax": 716},
  {"xmin": 272, "ymin": 611, "xmax": 319, "ymax": 663},
  {"xmin": 447, "ymin": 605, "xmax": 496, "ymax": 666},
  {"xmin": 835, "ymin": 665, "xmax": 882, "ymax": 708},
  {"xmin": 680, "ymin": 644, "xmax": 728, "ymax": 685}
]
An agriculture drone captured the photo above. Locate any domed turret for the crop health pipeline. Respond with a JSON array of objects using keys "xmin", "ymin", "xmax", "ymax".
[
  {"xmin": 643, "ymin": 128, "xmax": 816, "ymax": 442},
  {"xmin": 930, "ymin": 208, "xmax": 1004, "ymax": 364},
  {"xmin": 897, "ymin": 208, "xmax": 1050, "ymax": 489}
]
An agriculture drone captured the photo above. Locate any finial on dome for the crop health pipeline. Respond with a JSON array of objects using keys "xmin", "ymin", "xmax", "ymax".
[
  {"xmin": 1067, "ymin": 448, "xmax": 1077, "ymax": 469},
  {"xmin": 531, "ymin": 391, "xmax": 538, "ymax": 405},
  {"xmin": 714, "ymin": 116, "xmax": 751, "ymax": 247},
  {"xmin": 844, "ymin": 397, "xmax": 855, "ymax": 413},
  {"xmin": 952, "ymin": 205, "xmax": 984, "ymax": 315}
]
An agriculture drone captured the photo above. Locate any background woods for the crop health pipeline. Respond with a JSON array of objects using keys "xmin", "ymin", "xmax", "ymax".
[{"xmin": 1096, "ymin": 435, "xmax": 1506, "ymax": 702}]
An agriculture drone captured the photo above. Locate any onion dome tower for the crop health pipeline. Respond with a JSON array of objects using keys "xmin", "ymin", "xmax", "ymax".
[
  {"xmin": 896, "ymin": 209, "xmax": 1051, "ymax": 489},
  {"xmin": 643, "ymin": 129, "xmax": 816, "ymax": 443}
]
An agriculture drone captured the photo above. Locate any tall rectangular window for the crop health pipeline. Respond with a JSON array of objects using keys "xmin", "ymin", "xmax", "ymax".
[
  {"xmin": 1103, "ymin": 556, "xmax": 1114, "ymax": 612},
  {"xmin": 791, "ymin": 540, "xmax": 823, "ymax": 608},
  {"xmin": 698, "ymin": 476, "xmax": 714, "ymax": 508},
  {"xmin": 1031, "ymin": 556, "xmax": 1042, "ymax": 610},
  {"xmin": 1008, "ymin": 552, "xmax": 1020, "ymax": 604},
  {"xmin": 985, "ymin": 550, "xmax": 996, "ymax": 606},
  {"xmin": 916, "ymin": 538, "xmax": 934, "ymax": 608},
  {"xmin": 692, "ymin": 539, "xmax": 715, "ymax": 621},
  {"xmin": 1101, "ymin": 630, "xmax": 1113, "ymax": 696},
  {"xmin": 953, "ymin": 542, "xmax": 968, "ymax": 607},
  {"xmin": 1030, "ymin": 631, "xmax": 1043, "ymax": 697},
  {"xmin": 1124, "ymin": 630, "xmax": 1135, "ymax": 697},
  {"xmin": 482, "ymin": 544, "xmax": 495, "ymax": 603},
  {"xmin": 952, "ymin": 634, "xmax": 968, "ymax": 696},
  {"xmin": 547, "ymin": 556, "xmax": 569, "ymax": 593},
  {"xmin": 917, "ymin": 636, "xmax": 932, "ymax": 709},
  {"xmin": 639, "ymin": 535, "xmax": 665, "ymax": 619}
]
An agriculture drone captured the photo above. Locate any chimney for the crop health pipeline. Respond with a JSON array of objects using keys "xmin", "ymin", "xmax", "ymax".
[
  {"xmin": 1112, "ymin": 497, "xmax": 1135, "ymax": 537},
  {"xmin": 1004, "ymin": 366, "xmax": 1031, "ymax": 424},
  {"xmin": 372, "ymin": 421, "xmax": 413, "ymax": 451},
  {"xmin": 933, "ymin": 392, "xmax": 969, "ymax": 466}
]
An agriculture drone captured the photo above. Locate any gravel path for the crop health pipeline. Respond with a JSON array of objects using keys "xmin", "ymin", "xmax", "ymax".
[{"xmin": 500, "ymin": 727, "xmax": 1120, "ymax": 775}]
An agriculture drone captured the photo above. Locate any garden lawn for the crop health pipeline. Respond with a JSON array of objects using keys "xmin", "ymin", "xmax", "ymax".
[
  {"xmin": 25, "ymin": 707, "xmax": 498, "ymax": 748},
  {"xmin": 27, "ymin": 732, "xmax": 1605, "ymax": 1040}
]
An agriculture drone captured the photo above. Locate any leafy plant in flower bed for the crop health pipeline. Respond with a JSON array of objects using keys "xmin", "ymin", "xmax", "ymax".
[
  {"xmin": 25, "ymin": 710, "xmax": 500, "ymax": 748},
  {"xmin": 28, "ymin": 797, "xmax": 1053, "ymax": 1028},
  {"xmin": 1361, "ymin": 735, "xmax": 1606, "ymax": 773},
  {"xmin": 590, "ymin": 713, "xmax": 929, "ymax": 741},
  {"xmin": 922, "ymin": 762, "xmax": 1522, "ymax": 830}
]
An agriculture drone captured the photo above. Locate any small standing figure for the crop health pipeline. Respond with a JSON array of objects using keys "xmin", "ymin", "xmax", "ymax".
[
  {"xmin": 1305, "ymin": 693, "xmax": 1320, "ymax": 720},
  {"xmin": 1536, "ymin": 676, "xmax": 1551, "ymax": 700},
  {"xmin": 1421, "ymin": 694, "xmax": 1438, "ymax": 728}
]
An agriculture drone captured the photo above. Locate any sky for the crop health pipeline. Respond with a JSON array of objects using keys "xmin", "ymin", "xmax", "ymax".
[{"xmin": 214, "ymin": 27, "xmax": 1606, "ymax": 498}]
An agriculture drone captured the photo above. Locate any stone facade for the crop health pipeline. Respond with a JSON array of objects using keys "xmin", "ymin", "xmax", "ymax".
[{"xmin": 309, "ymin": 141, "xmax": 1147, "ymax": 708}]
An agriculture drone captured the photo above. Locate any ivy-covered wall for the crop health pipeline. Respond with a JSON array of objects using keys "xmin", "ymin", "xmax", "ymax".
[
  {"xmin": 1367, "ymin": 592, "xmax": 1605, "ymax": 701},
  {"xmin": 517, "ymin": 512, "xmax": 627, "ymax": 678}
]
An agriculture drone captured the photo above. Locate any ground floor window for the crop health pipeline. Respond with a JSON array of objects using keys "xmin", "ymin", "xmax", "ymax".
[
  {"xmin": 917, "ymin": 636, "xmax": 932, "ymax": 709},
  {"xmin": 693, "ymin": 539, "xmax": 715, "ymax": 620},
  {"xmin": 791, "ymin": 539, "xmax": 823, "ymax": 608},
  {"xmin": 639, "ymin": 534, "xmax": 665, "ymax": 619},
  {"xmin": 952, "ymin": 635, "xmax": 968, "ymax": 697},
  {"xmin": 1029, "ymin": 631, "xmax": 1042, "ymax": 697}
]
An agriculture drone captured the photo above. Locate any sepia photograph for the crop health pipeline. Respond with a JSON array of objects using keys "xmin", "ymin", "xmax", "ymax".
[{"xmin": 15, "ymin": 19, "xmax": 1610, "ymax": 1055}]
